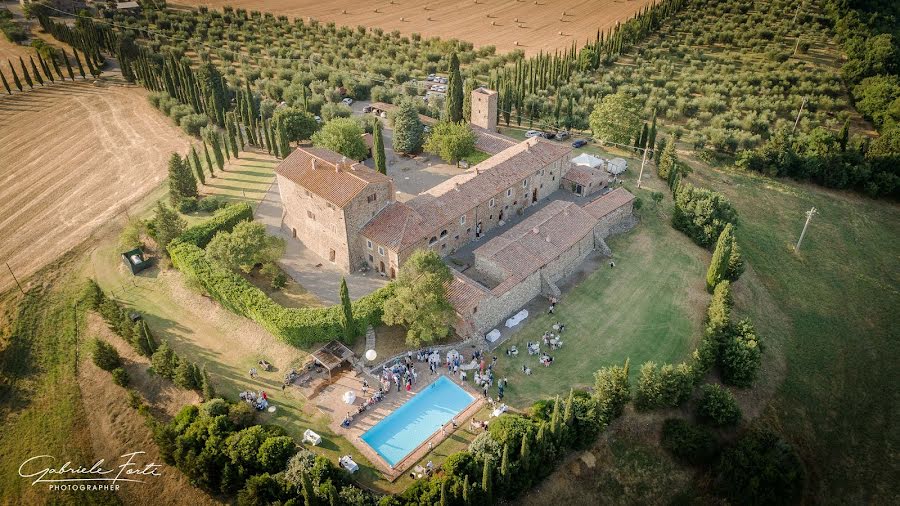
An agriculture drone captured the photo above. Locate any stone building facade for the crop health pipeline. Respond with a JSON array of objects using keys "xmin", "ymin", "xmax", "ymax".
[
  {"xmin": 470, "ymin": 87, "xmax": 498, "ymax": 131},
  {"xmin": 448, "ymin": 189, "xmax": 636, "ymax": 337},
  {"xmin": 359, "ymin": 137, "xmax": 573, "ymax": 277},
  {"xmin": 275, "ymin": 147, "xmax": 393, "ymax": 273}
]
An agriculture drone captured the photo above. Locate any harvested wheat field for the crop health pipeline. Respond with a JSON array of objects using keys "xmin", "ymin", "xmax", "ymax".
[
  {"xmin": 174, "ymin": 0, "xmax": 655, "ymax": 55},
  {"xmin": 0, "ymin": 81, "xmax": 191, "ymax": 294}
]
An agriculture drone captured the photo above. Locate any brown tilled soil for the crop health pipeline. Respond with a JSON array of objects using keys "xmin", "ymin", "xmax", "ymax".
[
  {"xmin": 172, "ymin": 0, "xmax": 655, "ymax": 56},
  {"xmin": 0, "ymin": 80, "xmax": 191, "ymax": 294}
]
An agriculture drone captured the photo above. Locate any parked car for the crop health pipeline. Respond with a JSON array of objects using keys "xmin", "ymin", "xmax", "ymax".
[
  {"xmin": 437, "ymin": 85, "xmax": 447, "ymax": 92},
  {"xmin": 540, "ymin": 132, "xmax": 555, "ymax": 139},
  {"xmin": 342, "ymin": 97, "xmax": 354, "ymax": 105},
  {"xmin": 423, "ymin": 125, "xmax": 431, "ymax": 134},
  {"xmin": 572, "ymin": 139, "xmax": 589, "ymax": 148},
  {"xmin": 362, "ymin": 105, "xmax": 373, "ymax": 113},
  {"xmin": 426, "ymin": 75, "xmax": 435, "ymax": 81},
  {"xmin": 314, "ymin": 115, "xmax": 322, "ymax": 123},
  {"xmin": 525, "ymin": 130, "xmax": 542, "ymax": 138},
  {"xmin": 555, "ymin": 130, "xmax": 570, "ymax": 140}
]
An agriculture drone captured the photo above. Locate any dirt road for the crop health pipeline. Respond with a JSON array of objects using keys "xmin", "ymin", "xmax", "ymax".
[{"xmin": 0, "ymin": 81, "xmax": 191, "ymax": 293}]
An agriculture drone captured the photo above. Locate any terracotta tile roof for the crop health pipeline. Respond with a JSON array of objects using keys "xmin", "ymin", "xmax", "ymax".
[
  {"xmin": 275, "ymin": 146, "xmax": 391, "ymax": 208},
  {"xmin": 471, "ymin": 125, "xmax": 518, "ymax": 155},
  {"xmin": 446, "ymin": 273, "xmax": 491, "ymax": 314},
  {"xmin": 582, "ymin": 188, "xmax": 636, "ymax": 219},
  {"xmin": 359, "ymin": 202, "xmax": 426, "ymax": 252},
  {"xmin": 473, "ymin": 200, "xmax": 598, "ymax": 295},
  {"xmin": 563, "ymin": 164, "xmax": 610, "ymax": 188},
  {"xmin": 408, "ymin": 137, "xmax": 572, "ymax": 233}
]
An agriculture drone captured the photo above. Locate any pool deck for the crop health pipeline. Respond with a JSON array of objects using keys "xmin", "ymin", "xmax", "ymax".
[{"xmin": 315, "ymin": 369, "xmax": 484, "ymax": 481}]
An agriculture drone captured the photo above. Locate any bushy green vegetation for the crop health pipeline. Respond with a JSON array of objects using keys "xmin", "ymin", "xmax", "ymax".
[
  {"xmin": 696, "ymin": 383, "xmax": 742, "ymax": 426},
  {"xmin": 0, "ymin": 8, "xmax": 27, "ymax": 43},
  {"xmin": 167, "ymin": 202, "xmax": 394, "ymax": 346},
  {"xmin": 660, "ymin": 418, "xmax": 719, "ymax": 465}
]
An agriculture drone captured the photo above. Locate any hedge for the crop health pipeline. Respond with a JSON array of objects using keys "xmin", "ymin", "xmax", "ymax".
[{"xmin": 168, "ymin": 203, "xmax": 393, "ymax": 347}]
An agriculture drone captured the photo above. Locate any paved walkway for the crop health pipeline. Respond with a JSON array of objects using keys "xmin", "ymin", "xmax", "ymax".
[{"xmin": 255, "ymin": 180, "xmax": 388, "ymax": 304}]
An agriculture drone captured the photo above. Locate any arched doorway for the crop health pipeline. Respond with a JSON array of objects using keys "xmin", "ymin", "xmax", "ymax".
[
  {"xmin": 379, "ymin": 261, "xmax": 385, "ymax": 273},
  {"xmin": 532, "ymin": 188, "xmax": 538, "ymax": 203},
  {"xmin": 390, "ymin": 267, "xmax": 396, "ymax": 279}
]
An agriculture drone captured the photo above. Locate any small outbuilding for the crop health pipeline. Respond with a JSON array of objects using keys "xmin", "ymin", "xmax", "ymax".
[
  {"xmin": 571, "ymin": 152, "xmax": 605, "ymax": 169},
  {"xmin": 121, "ymin": 247, "xmax": 152, "ymax": 274},
  {"xmin": 607, "ymin": 158, "xmax": 628, "ymax": 175}
]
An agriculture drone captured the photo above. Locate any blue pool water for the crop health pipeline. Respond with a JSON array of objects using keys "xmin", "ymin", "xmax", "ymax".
[{"xmin": 361, "ymin": 376, "xmax": 474, "ymax": 466}]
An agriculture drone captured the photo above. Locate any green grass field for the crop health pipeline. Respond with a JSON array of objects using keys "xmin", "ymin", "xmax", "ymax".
[
  {"xmin": 687, "ymin": 163, "xmax": 900, "ymax": 503},
  {"xmin": 493, "ymin": 181, "xmax": 709, "ymax": 408}
]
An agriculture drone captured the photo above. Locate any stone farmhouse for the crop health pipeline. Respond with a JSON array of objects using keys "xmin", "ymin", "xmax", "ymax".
[
  {"xmin": 446, "ymin": 188, "xmax": 635, "ymax": 337},
  {"xmin": 275, "ymin": 87, "xmax": 635, "ymax": 337}
]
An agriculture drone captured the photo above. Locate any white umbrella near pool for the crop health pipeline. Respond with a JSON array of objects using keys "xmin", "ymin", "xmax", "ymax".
[{"xmin": 342, "ymin": 391, "xmax": 356, "ymax": 404}]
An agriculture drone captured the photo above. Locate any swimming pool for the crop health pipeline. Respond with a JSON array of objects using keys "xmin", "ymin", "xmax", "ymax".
[{"xmin": 361, "ymin": 376, "xmax": 474, "ymax": 467}]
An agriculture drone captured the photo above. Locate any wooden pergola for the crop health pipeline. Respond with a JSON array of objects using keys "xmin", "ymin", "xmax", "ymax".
[{"xmin": 306, "ymin": 341, "xmax": 355, "ymax": 378}]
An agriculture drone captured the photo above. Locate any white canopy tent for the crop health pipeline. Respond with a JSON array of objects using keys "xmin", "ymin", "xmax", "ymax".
[
  {"xmin": 571, "ymin": 153, "xmax": 605, "ymax": 168},
  {"xmin": 607, "ymin": 158, "xmax": 627, "ymax": 175}
]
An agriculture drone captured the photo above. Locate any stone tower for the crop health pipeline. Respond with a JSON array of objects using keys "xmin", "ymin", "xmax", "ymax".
[{"xmin": 470, "ymin": 87, "xmax": 498, "ymax": 131}]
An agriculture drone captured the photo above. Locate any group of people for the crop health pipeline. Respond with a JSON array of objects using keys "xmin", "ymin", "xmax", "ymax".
[
  {"xmin": 381, "ymin": 357, "xmax": 418, "ymax": 393},
  {"xmin": 239, "ymin": 390, "xmax": 269, "ymax": 411}
]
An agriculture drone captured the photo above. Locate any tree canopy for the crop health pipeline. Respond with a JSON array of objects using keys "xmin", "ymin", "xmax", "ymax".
[
  {"xmin": 311, "ymin": 117, "xmax": 368, "ymax": 161},
  {"xmin": 423, "ymin": 121, "xmax": 476, "ymax": 164},
  {"xmin": 273, "ymin": 107, "xmax": 318, "ymax": 142},
  {"xmin": 206, "ymin": 221, "xmax": 285, "ymax": 273},
  {"xmin": 391, "ymin": 99, "xmax": 424, "ymax": 154},
  {"xmin": 589, "ymin": 92, "xmax": 642, "ymax": 145},
  {"xmin": 382, "ymin": 250, "xmax": 454, "ymax": 346}
]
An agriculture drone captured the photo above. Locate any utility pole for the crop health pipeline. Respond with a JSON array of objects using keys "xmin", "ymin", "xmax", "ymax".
[
  {"xmin": 6, "ymin": 262, "xmax": 24, "ymax": 295},
  {"xmin": 794, "ymin": 207, "xmax": 817, "ymax": 252},
  {"xmin": 793, "ymin": 97, "xmax": 808, "ymax": 133},
  {"xmin": 636, "ymin": 144, "xmax": 649, "ymax": 189}
]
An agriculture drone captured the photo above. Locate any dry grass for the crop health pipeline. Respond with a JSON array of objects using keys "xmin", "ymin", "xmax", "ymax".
[
  {"xmin": 172, "ymin": 0, "xmax": 656, "ymax": 56},
  {"xmin": 0, "ymin": 81, "xmax": 192, "ymax": 295}
]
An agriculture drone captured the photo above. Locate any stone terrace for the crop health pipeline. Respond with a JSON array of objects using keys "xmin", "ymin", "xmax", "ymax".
[{"xmin": 315, "ymin": 369, "xmax": 484, "ymax": 481}]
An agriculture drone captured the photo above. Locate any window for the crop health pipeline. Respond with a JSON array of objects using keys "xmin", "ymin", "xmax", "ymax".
[
  {"xmin": 523, "ymin": 179, "xmax": 529, "ymax": 187},
  {"xmin": 540, "ymin": 169, "xmax": 545, "ymax": 176},
  {"xmin": 472, "ymin": 306, "xmax": 478, "ymax": 314},
  {"xmin": 460, "ymin": 215, "xmax": 466, "ymax": 225},
  {"xmin": 489, "ymin": 198, "xmax": 495, "ymax": 208},
  {"xmin": 367, "ymin": 240, "xmax": 372, "ymax": 249},
  {"xmin": 440, "ymin": 230, "xmax": 448, "ymax": 238},
  {"xmin": 369, "ymin": 254, "xmax": 374, "ymax": 262},
  {"xmin": 305, "ymin": 190, "xmax": 311, "ymax": 197},
  {"xmin": 378, "ymin": 246, "xmax": 385, "ymax": 256},
  {"xmin": 455, "ymin": 235, "xmax": 459, "ymax": 240},
  {"xmin": 329, "ymin": 249, "xmax": 336, "ymax": 262},
  {"xmin": 429, "ymin": 236, "xmax": 437, "ymax": 245},
  {"xmin": 367, "ymin": 193, "xmax": 377, "ymax": 203},
  {"xmin": 506, "ymin": 188, "xmax": 512, "ymax": 197},
  {"xmin": 326, "ymin": 202, "xmax": 334, "ymax": 210},
  {"xmin": 307, "ymin": 210, "xmax": 316, "ymax": 220},
  {"xmin": 466, "ymin": 228, "xmax": 471, "ymax": 234}
]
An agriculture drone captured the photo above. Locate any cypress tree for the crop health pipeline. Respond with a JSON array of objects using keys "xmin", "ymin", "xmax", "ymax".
[
  {"xmin": 301, "ymin": 470, "xmax": 317, "ymax": 506},
  {"xmin": 19, "ymin": 57, "xmax": 33, "ymax": 89},
  {"xmin": 462, "ymin": 78, "xmax": 474, "ymax": 123},
  {"xmin": 62, "ymin": 49, "xmax": 75, "ymax": 81},
  {"xmin": 726, "ymin": 233, "xmax": 745, "ymax": 281},
  {"xmin": 200, "ymin": 365, "xmax": 215, "ymax": 400},
  {"xmin": 0, "ymin": 69, "xmax": 10, "ymax": 94},
  {"xmin": 73, "ymin": 48, "xmax": 86, "ymax": 79},
  {"xmin": 49, "ymin": 52, "xmax": 64, "ymax": 81},
  {"xmin": 648, "ymin": 113, "xmax": 658, "ymax": 154},
  {"xmin": 204, "ymin": 128, "xmax": 225, "ymax": 171},
  {"xmin": 445, "ymin": 52, "xmax": 463, "ymax": 122},
  {"xmin": 225, "ymin": 112, "xmax": 239, "ymax": 158},
  {"xmin": 500, "ymin": 444, "xmax": 509, "ymax": 478},
  {"xmin": 549, "ymin": 394, "xmax": 562, "ymax": 438},
  {"xmin": 519, "ymin": 428, "xmax": 532, "ymax": 470},
  {"xmin": 202, "ymin": 140, "xmax": 215, "ymax": 177},
  {"xmin": 339, "ymin": 277, "xmax": 354, "ymax": 341},
  {"xmin": 220, "ymin": 132, "xmax": 231, "ymax": 161},
  {"xmin": 706, "ymin": 224, "xmax": 734, "ymax": 293},
  {"xmin": 29, "ymin": 57, "xmax": 44, "ymax": 86},
  {"xmin": 440, "ymin": 477, "xmax": 449, "ymax": 506},
  {"xmin": 839, "ymin": 118, "xmax": 850, "ymax": 152},
  {"xmin": 373, "ymin": 121, "xmax": 387, "ymax": 175},
  {"xmin": 462, "ymin": 475, "xmax": 471, "ymax": 505},
  {"xmin": 563, "ymin": 388, "xmax": 576, "ymax": 431},
  {"xmin": 481, "ymin": 457, "xmax": 492, "ymax": 504},
  {"xmin": 264, "ymin": 119, "xmax": 275, "ymax": 155},
  {"xmin": 167, "ymin": 153, "xmax": 197, "ymax": 205},
  {"xmin": 37, "ymin": 53, "xmax": 53, "ymax": 83},
  {"xmin": 9, "ymin": 61, "xmax": 22, "ymax": 91},
  {"xmin": 190, "ymin": 145, "xmax": 205, "ymax": 185}
]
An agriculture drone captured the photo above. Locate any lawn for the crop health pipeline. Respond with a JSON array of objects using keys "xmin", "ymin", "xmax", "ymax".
[
  {"xmin": 493, "ymin": 175, "xmax": 710, "ymax": 409},
  {"xmin": 687, "ymin": 162, "xmax": 900, "ymax": 503},
  {"xmin": 461, "ymin": 149, "xmax": 491, "ymax": 166}
]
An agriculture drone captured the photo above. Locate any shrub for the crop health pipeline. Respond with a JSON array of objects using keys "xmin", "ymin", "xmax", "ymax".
[
  {"xmin": 672, "ymin": 182, "xmax": 738, "ymax": 248},
  {"xmin": 178, "ymin": 197, "xmax": 198, "ymax": 213},
  {"xmin": 720, "ymin": 319, "xmax": 762, "ymax": 387},
  {"xmin": 714, "ymin": 429, "xmax": 805, "ymax": 505},
  {"xmin": 111, "ymin": 367, "xmax": 130, "ymax": 387},
  {"xmin": 91, "ymin": 339, "xmax": 122, "ymax": 372},
  {"xmin": 180, "ymin": 113, "xmax": 210, "ymax": 136},
  {"xmin": 697, "ymin": 384, "xmax": 742, "ymax": 426},
  {"xmin": 197, "ymin": 197, "xmax": 227, "ymax": 213},
  {"xmin": 661, "ymin": 418, "xmax": 719, "ymax": 465}
]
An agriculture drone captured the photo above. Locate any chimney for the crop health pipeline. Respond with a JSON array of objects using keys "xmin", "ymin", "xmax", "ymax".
[
  {"xmin": 311, "ymin": 158, "xmax": 317, "ymax": 170},
  {"xmin": 454, "ymin": 182, "xmax": 461, "ymax": 192},
  {"xmin": 532, "ymin": 227, "xmax": 539, "ymax": 234}
]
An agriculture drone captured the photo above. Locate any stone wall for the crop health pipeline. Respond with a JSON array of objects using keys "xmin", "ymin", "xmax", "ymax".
[
  {"xmin": 470, "ymin": 88, "xmax": 498, "ymax": 131},
  {"xmin": 347, "ymin": 181, "xmax": 393, "ymax": 272},
  {"xmin": 593, "ymin": 201, "xmax": 635, "ymax": 239},
  {"xmin": 278, "ymin": 173, "xmax": 353, "ymax": 271}
]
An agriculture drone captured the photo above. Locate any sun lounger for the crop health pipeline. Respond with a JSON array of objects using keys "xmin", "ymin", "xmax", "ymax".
[{"xmin": 303, "ymin": 429, "xmax": 322, "ymax": 446}]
